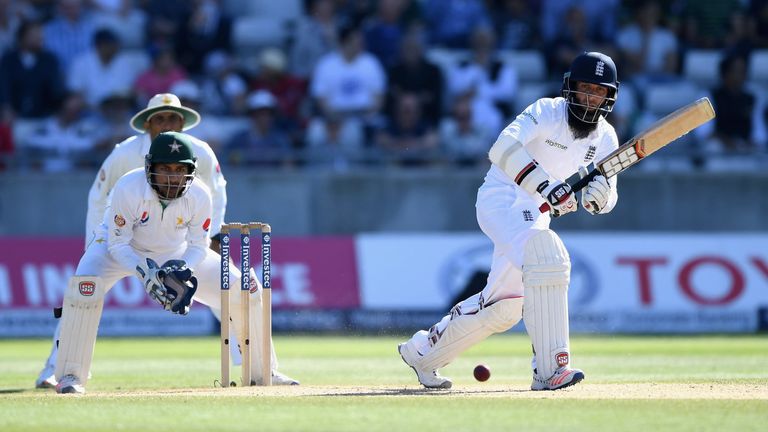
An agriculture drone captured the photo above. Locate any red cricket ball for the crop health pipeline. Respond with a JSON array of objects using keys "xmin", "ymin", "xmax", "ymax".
[{"xmin": 473, "ymin": 364, "xmax": 491, "ymax": 382}]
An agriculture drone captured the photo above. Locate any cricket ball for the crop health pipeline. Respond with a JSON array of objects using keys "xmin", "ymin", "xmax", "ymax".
[{"xmin": 473, "ymin": 364, "xmax": 491, "ymax": 382}]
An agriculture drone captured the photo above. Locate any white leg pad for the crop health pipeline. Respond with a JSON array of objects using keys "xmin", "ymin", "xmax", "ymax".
[
  {"xmin": 522, "ymin": 229, "xmax": 572, "ymax": 381},
  {"xmin": 417, "ymin": 293, "xmax": 523, "ymax": 371},
  {"xmin": 54, "ymin": 276, "xmax": 104, "ymax": 386}
]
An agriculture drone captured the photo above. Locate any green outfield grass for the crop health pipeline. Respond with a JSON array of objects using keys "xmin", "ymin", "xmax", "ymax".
[{"xmin": 1, "ymin": 334, "xmax": 766, "ymax": 431}]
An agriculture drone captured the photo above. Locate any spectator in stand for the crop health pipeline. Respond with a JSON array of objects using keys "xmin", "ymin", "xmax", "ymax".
[
  {"xmin": 0, "ymin": 118, "xmax": 11, "ymax": 170},
  {"xmin": 440, "ymin": 92, "xmax": 493, "ymax": 166},
  {"xmin": 374, "ymin": 91, "xmax": 437, "ymax": 164},
  {"xmin": 333, "ymin": 0, "xmax": 374, "ymax": 28},
  {"xmin": 363, "ymin": 0, "xmax": 408, "ymax": 69},
  {"xmin": 134, "ymin": 44, "xmax": 187, "ymax": 103},
  {"xmin": 305, "ymin": 112, "xmax": 365, "ymax": 169},
  {"xmin": 67, "ymin": 28, "xmax": 143, "ymax": 109},
  {"xmin": 0, "ymin": 19, "xmax": 64, "ymax": 120},
  {"xmin": 90, "ymin": 0, "xmax": 147, "ymax": 49},
  {"xmin": 446, "ymin": 26, "xmax": 517, "ymax": 139},
  {"xmin": 170, "ymin": 79, "xmax": 223, "ymax": 150},
  {"xmin": 250, "ymin": 47, "xmax": 307, "ymax": 138},
  {"xmin": 386, "ymin": 28, "xmax": 443, "ymax": 127},
  {"xmin": 681, "ymin": 0, "xmax": 742, "ymax": 49},
  {"xmin": 617, "ymin": 0, "xmax": 680, "ymax": 87},
  {"xmin": 489, "ymin": 0, "xmax": 540, "ymax": 50},
  {"xmin": 544, "ymin": 6, "xmax": 615, "ymax": 79},
  {"xmin": 290, "ymin": 0, "xmax": 338, "ymax": 79},
  {"xmin": 0, "ymin": 0, "xmax": 29, "ymax": 55},
  {"xmin": 24, "ymin": 92, "xmax": 100, "ymax": 172},
  {"xmin": 175, "ymin": 0, "xmax": 231, "ymax": 76},
  {"xmin": 43, "ymin": 0, "xmax": 95, "ymax": 72},
  {"xmin": 310, "ymin": 22, "xmax": 386, "ymax": 139},
  {"xmin": 539, "ymin": 0, "xmax": 618, "ymax": 45},
  {"xmin": 143, "ymin": 0, "xmax": 191, "ymax": 48},
  {"xmin": 423, "ymin": 0, "xmax": 490, "ymax": 48},
  {"xmin": 91, "ymin": 89, "xmax": 135, "ymax": 154},
  {"xmin": 707, "ymin": 54, "xmax": 767, "ymax": 155},
  {"xmin": 722, "ymin": 9, "xmax": 756, "ymax": 57},
  {"xmin": 226, "ymin": 90, "xmax": 292, "ymax": 166},
  {"xmin": 749, "ymin": 0, "xmax": 768, "ymax": 48},
  {"xmin": 198, "ymin": 50, "xmax": 247, "ymax": 116}
]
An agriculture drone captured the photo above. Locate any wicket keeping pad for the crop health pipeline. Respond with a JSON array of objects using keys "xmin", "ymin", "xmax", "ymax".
[{"xmin": 55, "ymin": 276, "xmax": 105, "ymax": 386}]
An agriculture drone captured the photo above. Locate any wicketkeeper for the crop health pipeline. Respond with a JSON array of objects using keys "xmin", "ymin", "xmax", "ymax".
[
  {"xmin": 53, "ymin": 132, "xmax": 296, "ymax": 394},
  {"xmin": 37, "ymin": 94, "xmax": 295, "ymax": 388}
]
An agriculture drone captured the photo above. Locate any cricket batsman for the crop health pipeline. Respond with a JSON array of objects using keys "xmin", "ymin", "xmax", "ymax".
[{"xmin": 398, "ymin": 52, "xmax": 621, "ymax": 390}]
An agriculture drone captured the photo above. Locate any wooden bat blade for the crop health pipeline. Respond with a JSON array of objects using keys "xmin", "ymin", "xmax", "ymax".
[
  {"xmin": 598, "ymin": 97, "xmax": 715, "ymax": 179},
  {"xmin": 539, "ymin": 97, "xmax": 716, "ymax": 214}
]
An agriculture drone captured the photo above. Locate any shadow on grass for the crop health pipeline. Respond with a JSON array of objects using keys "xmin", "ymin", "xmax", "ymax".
[
  {"xmin": 315, "ymin": 387, "xmax": 526, "ymax": 397},
  {"xmin": 0, "ymin": 388, "xmax": 29, "ymax": 394}
]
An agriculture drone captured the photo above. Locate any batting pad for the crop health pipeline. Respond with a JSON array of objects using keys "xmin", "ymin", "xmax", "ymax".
[
  {"xmin": 419, "ymin": 296, "xmax": 523, "ymax": 371},
  {"xmin": 55, "ymin": 276, "xmax": 104, "ymax": 385},
  {"xmin": 523, "ymin": 229, "xmax": 572, "ymax": 381}
]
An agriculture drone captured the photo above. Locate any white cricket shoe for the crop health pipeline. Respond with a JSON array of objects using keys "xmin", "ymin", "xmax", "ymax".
[
  {"xmin": 271, "ymin": 371, "xmax": 300, "ymax": 386},
  {"xmin": 35, "ymin": 364, "xmax": 57, "ymax": 389},
  {"xmin": 249, "ymin": 371, "xmax": 300, "ymax": 386},
  {"xmin": 531, "ymin": 367, "xmax": 584, "ymax": 391},
  {"xmin": 55, "ymin": 374, "xmax": 85, "ymax": 394},
  {"xmin": 398, "ymin": 342, "xmax": 452, "ymax": 389}
]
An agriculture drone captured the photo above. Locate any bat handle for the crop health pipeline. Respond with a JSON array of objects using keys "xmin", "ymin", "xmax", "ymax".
[{"xmin": 537, "ymin": 168, "xmax": 601, "ymax": 214}]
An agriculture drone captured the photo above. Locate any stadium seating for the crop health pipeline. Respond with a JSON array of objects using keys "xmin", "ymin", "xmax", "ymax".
[
  {"xmin": 683, "ymin": 50, "xmax": 721, "ymax": 89},
  {"xmin": 748, "ymin": 49, "xmax": 768, "ymax": 85},
  {"xmin": 644, "ymin": 82, "xmax": 704, "ymax": 116},
  {"xmin": 497, "ymin": 50, "xmax": 547, "ymax": 82},
  {"xmin": 232, "ymin": 16, "xmax": 291, "ymax": 56}
]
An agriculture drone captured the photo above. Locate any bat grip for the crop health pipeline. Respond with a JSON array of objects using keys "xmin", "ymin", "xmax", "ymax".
[{"xmin": 537, "ymin": 169, "xmax": 601, "ymax": 214}]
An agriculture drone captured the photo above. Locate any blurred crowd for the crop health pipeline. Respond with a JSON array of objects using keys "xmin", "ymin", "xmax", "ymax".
[{"xmin": 0, "ymin": 0, "xmax": 767, "ymax": 172}]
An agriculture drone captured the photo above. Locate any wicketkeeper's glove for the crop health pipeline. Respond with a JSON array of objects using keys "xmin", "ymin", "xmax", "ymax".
[
  {"xmin": 136, "ymin": 258, "xmax": 170, "ymax": 307},
  {"xmin": 160, "ymin": 260, "xmax": 198, "ymax": 315}
]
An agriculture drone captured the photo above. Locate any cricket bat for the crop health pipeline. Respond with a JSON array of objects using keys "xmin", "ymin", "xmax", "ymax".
[{"xmin": 540, "ymin": 97, "xmax": 716, "ymax": 213}]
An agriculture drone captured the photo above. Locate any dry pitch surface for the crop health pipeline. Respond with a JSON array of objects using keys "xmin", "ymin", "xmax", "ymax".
[{"xmin": 39, "ymin": 382, "xmax": 767, "ymax": 400}]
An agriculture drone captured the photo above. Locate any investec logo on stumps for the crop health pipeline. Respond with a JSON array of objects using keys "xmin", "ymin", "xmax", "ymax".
[
  {"xmin": 262, "ymin": 243, "xmax": 271, "ymax": 289},
  {"xmin": 241, "ymin": 234, "xmax": 250, "ymax": 291},
  {"xmin": 221, "ymin": 235, "xmax": 230, "ymax": 289}
]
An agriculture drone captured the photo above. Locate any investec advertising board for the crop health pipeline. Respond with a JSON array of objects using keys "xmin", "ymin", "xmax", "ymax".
[
  {"xmin": 356, "ymin": 233, "xmax": 768, "ymax": 333},
  {"xmin": 0, "ymin": 237, "xmax": 359, "ymax": 337},
  {"xmin": 1, "ymin": 233, "xmax": 766, "ymax": 335}
]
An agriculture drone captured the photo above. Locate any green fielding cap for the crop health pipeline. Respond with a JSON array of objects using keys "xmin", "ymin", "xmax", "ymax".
[{"xmin": 148, "ymin": 132, "xmax": 197, "ymax": 165}]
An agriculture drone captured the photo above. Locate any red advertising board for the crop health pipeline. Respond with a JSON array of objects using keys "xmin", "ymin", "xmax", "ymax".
[{"xmin": 0, "ymin": 236, "xmax": 360, "ymax": 336}]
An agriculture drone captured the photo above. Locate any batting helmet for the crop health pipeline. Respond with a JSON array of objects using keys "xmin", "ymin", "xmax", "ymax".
[{"xmin": 562, "ymin": 52, "xmax": 619, "ymax": 123}]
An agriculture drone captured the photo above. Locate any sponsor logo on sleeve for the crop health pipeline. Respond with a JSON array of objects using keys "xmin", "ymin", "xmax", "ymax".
[
  {"xmin": 140, "ymin": 211, "xmax": 149, "ymax": 225},
  {"xmin": 114, "ymin": 214, "xmax": 126, "ymax": 227},
  {"xmin": 79, "ymin": 281, "xmax": 96, "ymax": 296},
  {"xmin": 522, "ymin": 111, "xmax": 538, "ymax": 125},
  {"xmin": 203, "ymin": 218, "xmax": 211, "ymax": 232}
]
